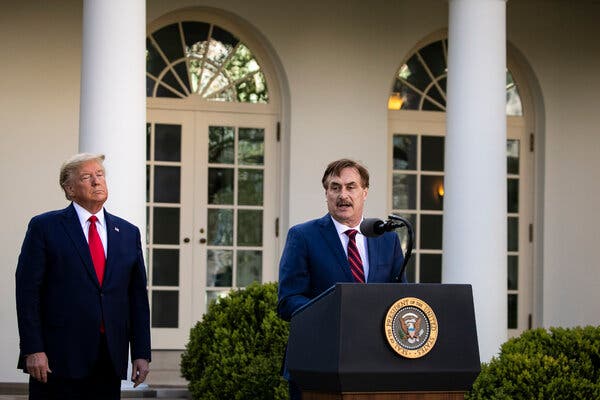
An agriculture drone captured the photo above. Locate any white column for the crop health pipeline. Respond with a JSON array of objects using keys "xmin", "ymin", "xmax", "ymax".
[
  {"xmin": 444, "ymin": 0, "xmax": 507, "ymax": 362},
  {"xmin": 79, "ymin": 0, "xmax": 147, "ymax": 390},
  {"xmin": 80, "ymin": 0, "xmax": 146, "ymax": 233}
]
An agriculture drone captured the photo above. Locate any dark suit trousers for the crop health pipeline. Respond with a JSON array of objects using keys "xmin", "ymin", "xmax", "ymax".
[{"xmin": 28, "ymin": 334, "xmax": 121, "ymax": 400}]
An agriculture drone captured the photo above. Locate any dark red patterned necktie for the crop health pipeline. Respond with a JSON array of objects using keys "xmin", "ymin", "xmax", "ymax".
[
  {"xmin": 88, "ymin": 215, "xmax": 105, "ymax": 286},
  {"xmin": 345, "ymin": 229, "xmax": 365, "ymax": 283}
]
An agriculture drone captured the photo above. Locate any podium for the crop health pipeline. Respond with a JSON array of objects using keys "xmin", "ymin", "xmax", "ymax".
[{"xmin": 287, "ymin": 283, "xmax": 481, "ymax": 400}]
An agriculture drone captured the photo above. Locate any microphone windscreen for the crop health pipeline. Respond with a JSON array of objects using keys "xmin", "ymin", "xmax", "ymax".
[{"xmin": 360, "ymin": 218, "xmax": 385, "ymax": 237}]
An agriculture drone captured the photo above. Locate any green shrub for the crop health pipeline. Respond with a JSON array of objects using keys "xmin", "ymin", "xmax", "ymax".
[
  {"xmin": 466, "ymin": 326, "xmax": 600, "ymax": 400},
  {"xmin": 180, "ymin": 282, "xmax": 289, "ymax": 400}
]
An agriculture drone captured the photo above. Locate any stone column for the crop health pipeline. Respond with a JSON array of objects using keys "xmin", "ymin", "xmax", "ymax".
[
  {"xmin": 79, "ymin": 0, "xmax": 147, "ymax": 389},
  {"xmin": 444, "ymin": 0, "xmax": 508, "ymax": 362},
  {"xmin": 79, "ymin": 0, "xmax": 146, "ymax": 233}
]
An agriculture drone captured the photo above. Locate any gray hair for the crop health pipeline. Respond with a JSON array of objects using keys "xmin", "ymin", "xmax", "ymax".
[{"xmin": 59, "ymin": 153, "xmax": 105, "ymax": 200}]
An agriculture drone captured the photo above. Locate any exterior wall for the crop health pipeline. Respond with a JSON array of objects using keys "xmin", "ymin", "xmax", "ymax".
[
  {"xmin": 507, "ymin": 1, "xmax": 600, "ymax": 327},
  {"xmin": 0, "ymin": 0, "xmax": 83, "ymax": 382},
  {"xmin": 0, "ymin": 0, "xmax": 598, "ymax": 382}
]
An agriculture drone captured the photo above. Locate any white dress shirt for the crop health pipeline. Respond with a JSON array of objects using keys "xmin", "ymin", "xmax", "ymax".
[{"xmin": 73, "ymin": 202, "xmax": 108, "ymax": 257}]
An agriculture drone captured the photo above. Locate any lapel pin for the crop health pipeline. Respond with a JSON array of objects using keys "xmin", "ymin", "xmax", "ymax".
[{"xmin": 114, "ymin": 227, "xmax": 120, "ymax": 232}]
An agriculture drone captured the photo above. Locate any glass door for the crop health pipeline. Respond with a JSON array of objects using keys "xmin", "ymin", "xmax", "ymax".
[{"xmin": 147, "ymin": 109, "xmax": 278, "ymax": 348}]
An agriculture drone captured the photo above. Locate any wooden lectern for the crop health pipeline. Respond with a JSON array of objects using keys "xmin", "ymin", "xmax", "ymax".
[{"xmin": 287, "ymin": 283, "xmax": 481, "ymax": 400}]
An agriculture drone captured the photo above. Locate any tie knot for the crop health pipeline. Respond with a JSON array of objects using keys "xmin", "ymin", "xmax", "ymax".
[
  {"xmin": 345, "ymin": 229, "xmax": 358, "ymax": 239},
  {"xmin": 88, "ymin": 215, "xmax": 98, "ymax": 223}
]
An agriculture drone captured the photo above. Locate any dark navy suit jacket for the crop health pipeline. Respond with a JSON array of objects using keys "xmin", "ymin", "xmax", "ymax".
[
  {"xmin": 16, "ymin": 203, "xmax": 151, "ymax": 379},
  {"xmin": 277, "ymin": 214, "xmax": 405, "ymax": 322}
]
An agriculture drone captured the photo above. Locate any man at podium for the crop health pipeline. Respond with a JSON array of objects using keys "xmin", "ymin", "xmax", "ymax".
[{"xmin": 277, "ymin": 158, "xmax": 405, "ymax": 399}]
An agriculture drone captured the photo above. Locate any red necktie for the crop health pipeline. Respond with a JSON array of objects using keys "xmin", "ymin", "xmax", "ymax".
[
  {"xmin": 345, "ymin": 229, "xmax": 365, "ymax": 283},
  {"xmin": 88, "ymin": 215, "xmax": 106, "ymax": 286}
]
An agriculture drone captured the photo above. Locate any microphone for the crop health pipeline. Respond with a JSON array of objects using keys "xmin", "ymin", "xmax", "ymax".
[
  {"xmin": 360, "ymin": 218, "xmax": 399, "ymax": 237},
  {"xmin": 360, "ymin": 215, "xmax": 414, "ymax": 283}
]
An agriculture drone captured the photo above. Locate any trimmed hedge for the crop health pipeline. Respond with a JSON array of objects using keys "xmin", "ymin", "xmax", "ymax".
[
  {"xmin": 180, "ymin": 282, "xmax": 289, "ymax": 400},
  {"xmin": 466, "ymin": 326, "xmax": 600, "ymax": 399}
]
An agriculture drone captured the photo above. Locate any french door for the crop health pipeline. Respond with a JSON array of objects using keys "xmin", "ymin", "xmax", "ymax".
[
  {"xmin": 146, "ymin": 108, "xmax": 278, "ymax": 348},
  {"xmin": 388, "ymin": 111, "xmax": 533, "ymax": 337}
]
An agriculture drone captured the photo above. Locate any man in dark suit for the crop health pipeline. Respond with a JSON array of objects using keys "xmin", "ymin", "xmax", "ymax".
[
  {"xmin": 277, "ymin": 158, "xmax": 405, "ymax": 399},
  {"xmin": 16, "ymin": 153, "xmax": 151, "ymax": 400}
]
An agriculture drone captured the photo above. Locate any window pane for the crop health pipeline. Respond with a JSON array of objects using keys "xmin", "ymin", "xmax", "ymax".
[
  {"xmin": 420, "ymin": 214, "xmax": 443, "ymax": 250},
  {"xmin": 173, "ymin": 61, "xmax": 191, "ymax": 93},
  {"xmin": 153, "ymin": 207, "xmax": 180, "ymax": 245},
  {"xmin": 207, "ymin": 250, "xmax": 233, "ymax": 287},
  {"xmin": 403, "ymin": 255, "xmax": 417, "ymax": 283},
  {"xmin": 404, "ymin": 54, "xmax": 431, "ymax": 92},
  {"xmin": 209, "ymin": 126, "xmax": 235, "ymax": 164},
  {"xmin": 152, "ymin": 249, "xmax": 179, "ymax": 286},
  {"xmin": 206, "ymin": 290, "xmax": 228, "ymax": 311},
  {"xmin": 393, "ymin": 174, "xmax": 416, "ymax": 210},
  {"xmin": 238, "ymin": 128, "xmax": 264, "ymax": 165},
  {"xmin": 208, "ymin": 168, "xmax": 234, "ymax": 205},
  {"xmin": 155, "ymin": 124, "xmax": 182, "ymax": 162},
  {"xmin": 508, "ymin": 255, "xmax": 518, "ymax": 290},
  {"xmin": 146, "ymin": 123, "xmax": 151, "ymax": 161},
  {"xmin": 237, "ymin": 210, "xmax": 263, "ymax": 246},
  {"xmin": 395, "ymin": 213, "xmax": 416, "ymax": 251},
  {"xmin": 154, "ymin": 166, "xmax": 180, "ymax": 203},
  {"xmin": 146, "ymin": 39, "xmax": 166, "ymax": 77},
  {"xmin": 393, "ymin": 134, "xmax": 417, "ymax": 170},
  {"xmin": 508, "ymin": 294, "xmax": 518, "ymax": 329},
  {"xmin": 152, "ymin": 23, "xmax": 184, "ymax": 62},
  {"xmin": 420, "ymin": 254, "xmax": 442, "ymax": 283},
  {"xmin": 507, "ymin": 139, "xmax": 520, "ymax": 174},
  {"xmin": 146, "ymin": 165, "xmax": 150, "ymax": 203},
  {"xmin": 237, "ymin": 250, "xmax": 262, "ymax": 286},
  {"xmin": 182, "ymin": 21, "xmax": 210, "ymax": 47},
  {"xmin": 421, "ymin": 136, "xmax": 444, "ymax": 172},
  {"xmin": 161, "ymin": 70, "xmax": 185, "ymax": 96},
  {"xmin": 421, "ymin": 175, "xmax": 444, "ymax": 211},
  {"xmin": 207, "ymin": 209, "xmax": 233, "ymax": 246},
  {"xmin": 152, "ymin": 290, "xmax": 178, "ymax": 328},
  {"xmin": 238, "ymin": 169, "xmax": 263, "ymax": 206},
  {"xmin": 508, "ymin": 178, "xmax": 519, "ymax": 213},
  {"xmin": 508, "ymin": 217, "xmax": 519, "ymax": 251},
  {"xmin": 419, "ymin": 40, "xmax": 446, "ymax": 78}
]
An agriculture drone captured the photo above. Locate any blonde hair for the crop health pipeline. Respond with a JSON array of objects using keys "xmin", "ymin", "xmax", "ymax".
[{"xmin": 59, "ymin": 153, "xmax": 105, "ymax": 200}]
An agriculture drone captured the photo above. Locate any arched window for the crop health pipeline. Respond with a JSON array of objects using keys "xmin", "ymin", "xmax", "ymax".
[
  {"xmin": 388, "ymin": 39, "xmax": 522, "ymax": 116},
  {"xmin": 146, "ymin": 22, "xmax": 269, "ymax": 103}
]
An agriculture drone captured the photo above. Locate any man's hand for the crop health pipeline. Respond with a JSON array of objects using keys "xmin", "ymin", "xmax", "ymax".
[
  {"xmin": 26, "ymin": 352, "xmax": 51, "ymax": 383},
  {"xmin": 131, "ymin": 358, "xmax": 150, "ymax": 387}
]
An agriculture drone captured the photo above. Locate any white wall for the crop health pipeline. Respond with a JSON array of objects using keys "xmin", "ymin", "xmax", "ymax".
[
  {"xmin": 507, "ymin": 1, "xmax": 600, "ymax": 327},
  {"xmin": 0, "ymin": 0, "xmax": 82, "ymax": 381}
]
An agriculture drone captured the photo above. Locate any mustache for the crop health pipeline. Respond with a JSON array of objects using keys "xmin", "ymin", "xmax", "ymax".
[{"xmin": 336, "ymin": 200, "xmax": 352, "ymax": 207}]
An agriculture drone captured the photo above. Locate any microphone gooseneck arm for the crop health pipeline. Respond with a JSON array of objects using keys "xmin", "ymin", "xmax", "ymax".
[{"xmin": 386, "ymin": 214, "xmax": 414, "ymax": 282}]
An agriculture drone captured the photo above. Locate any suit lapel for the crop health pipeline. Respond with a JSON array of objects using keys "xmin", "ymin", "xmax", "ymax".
[
  {"xmin": 366, "ymin": 236, "xmax": 379, "ymax": 282},
  {"xmin": 317, "ymin": 214, "xmax": 354, "ymax": 281},
  {"xmin": 103, "ymin": 210, "xmax": 119, "ymax": 286},
  {"xmin": 61, "ymin": 204, "xmax": 101, "ymax": 288}
]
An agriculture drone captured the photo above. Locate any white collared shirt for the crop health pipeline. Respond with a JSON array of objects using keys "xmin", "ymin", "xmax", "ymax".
[
  {"xmin": 73, "ymin": 202, "xmax": 108, "ymax": 257},
  {"xmin": 330, "ymin": 216, "xmax": 370, "ymax": 282}
]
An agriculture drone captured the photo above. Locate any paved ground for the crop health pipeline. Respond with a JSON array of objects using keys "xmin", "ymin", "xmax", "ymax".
[{"xmin": 0, "ymin": 387, "xmax": 190, "ymax": 399}]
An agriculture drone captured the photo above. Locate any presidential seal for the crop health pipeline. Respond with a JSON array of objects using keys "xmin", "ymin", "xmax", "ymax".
[{"xmin": 383, "ymin": 297, "xmax": 438, "ymax": 358}]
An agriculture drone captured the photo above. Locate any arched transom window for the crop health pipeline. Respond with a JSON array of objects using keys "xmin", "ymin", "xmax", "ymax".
[
  {"xmin": 388, "ymin": 39, "xmax": 522, "ymax": 116},
  {"xmin": 146, "ymin": 21, "xmax": 269, "ymax": 103}
]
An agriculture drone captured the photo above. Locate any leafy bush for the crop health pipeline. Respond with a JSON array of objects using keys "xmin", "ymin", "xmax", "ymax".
[
  {"xmin": 466, "ymin": 326, "xmax": 600, "ymax": 400},
  {"xmin": 180, "ymin": 282, "xmax": 289, "ymax": 400}
]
